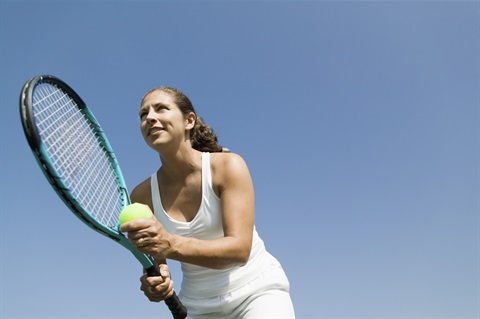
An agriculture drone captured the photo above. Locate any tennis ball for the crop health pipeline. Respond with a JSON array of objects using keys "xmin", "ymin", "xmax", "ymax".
[{"xmin": 119, "ymin": 203, "xmax": 152, "ymax": 225}]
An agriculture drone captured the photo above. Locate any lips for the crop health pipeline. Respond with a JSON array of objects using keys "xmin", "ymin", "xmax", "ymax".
[{"xmin": 148, "ymin": 126, "xmax": 164, "ymax": 136}]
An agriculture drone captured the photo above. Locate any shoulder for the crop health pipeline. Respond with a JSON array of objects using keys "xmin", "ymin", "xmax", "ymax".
[
  {"xmin": 130, "ymin": 175, "xmax": 154, "ymax": 207},
  {"xmin": 210, "ymin": 152, "xmax": 249, "ymax": 176},
  {"xmin": 209, "ymin": 152, "xmax": 253, "ymax": 193}
]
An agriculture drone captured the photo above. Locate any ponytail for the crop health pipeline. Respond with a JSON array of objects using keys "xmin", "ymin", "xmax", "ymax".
[{"xmin": 190, "ymin": 117, "xmax": 224, "ymax": 152}]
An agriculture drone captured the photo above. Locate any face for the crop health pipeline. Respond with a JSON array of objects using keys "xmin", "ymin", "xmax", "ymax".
[{"xmin": 139, "ymin": 90, "xmax": 195, "ymax": 150}]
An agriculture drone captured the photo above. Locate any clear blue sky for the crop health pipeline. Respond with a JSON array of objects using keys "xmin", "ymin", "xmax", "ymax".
[{"xmin": 1, "ymin": 1, "xmax": 478, "ymax": 318}]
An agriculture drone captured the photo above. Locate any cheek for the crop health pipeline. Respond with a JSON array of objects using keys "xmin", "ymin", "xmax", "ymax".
[{"xmin": 140, "ymin": 122, "xmax": 149, "ymax": 138}]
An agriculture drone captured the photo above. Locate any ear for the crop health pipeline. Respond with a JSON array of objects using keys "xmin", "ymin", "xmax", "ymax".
[{"xmin": 185, "ymin": 112, "xmax": 196, "ymax": 131}]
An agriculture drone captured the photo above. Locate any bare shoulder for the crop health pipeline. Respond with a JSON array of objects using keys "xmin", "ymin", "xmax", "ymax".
[
  {"xmin": 210, "ymin": 152, "xmax": 249, "ymax": 176},
  {"xmin": 130, "ymin": 175, "xmax": 153, "ymax": 208},
  {"xmin": 210, "ymin": 152, "xmax": 253, "ymax": 193}
]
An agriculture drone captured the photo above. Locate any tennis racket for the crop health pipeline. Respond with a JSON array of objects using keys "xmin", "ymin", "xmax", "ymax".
[{"xmin": 19, "ymin": 75, "xmax": 187, "ymax": 319}]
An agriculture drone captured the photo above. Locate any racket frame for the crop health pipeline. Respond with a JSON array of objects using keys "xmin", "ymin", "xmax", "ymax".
[
  {"xmin": 20, "ymin": 75, "xmax": 187, "ymax": 319},
  {"xmin": 20, "ymin": 75, "xmax": 159, "ymax": 271}
]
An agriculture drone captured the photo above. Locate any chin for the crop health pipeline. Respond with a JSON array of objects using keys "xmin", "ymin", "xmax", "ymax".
[{"xmin": 147, "ymin": 139, "xmax": 171, "ymax": 152}]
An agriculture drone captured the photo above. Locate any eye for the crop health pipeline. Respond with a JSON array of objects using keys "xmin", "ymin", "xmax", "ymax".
[
  {"xmin": 139, "ymin": 110, "xmax": 147, "ymax": 120},
  {"xmin": 155, "ymin": 104, "xmax": 168, "ymax": 112}
]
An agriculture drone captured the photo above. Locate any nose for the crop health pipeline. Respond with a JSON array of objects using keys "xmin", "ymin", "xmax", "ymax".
[{"xmin": 145, "ymin": 107, "xmax": 157, "ymax": 123}]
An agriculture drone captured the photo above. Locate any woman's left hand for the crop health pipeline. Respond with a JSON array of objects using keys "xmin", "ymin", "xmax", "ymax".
[
  {"xmin": 140, "ymin": 264, "xmax": 175, "ymax": 302},
  {"xmin": 119, "ymin": 209, "xmax": 173, "ymax": 259}
]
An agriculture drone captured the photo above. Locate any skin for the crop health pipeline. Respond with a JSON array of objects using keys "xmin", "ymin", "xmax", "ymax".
[{"xmin": 119, "ymin": 90, "xmax": 255, "ymax": 302}]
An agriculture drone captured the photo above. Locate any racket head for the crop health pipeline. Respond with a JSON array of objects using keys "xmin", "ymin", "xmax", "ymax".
[
  {"xmin": 20, "ymin": 75, "xmax": 187, "ymax": 318},
  {"xmin": 20, "ymin": 75, "xmax": 131, "ymax": 244}
]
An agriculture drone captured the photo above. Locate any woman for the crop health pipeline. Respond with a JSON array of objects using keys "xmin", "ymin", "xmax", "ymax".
[{"xmin": 119, "ymin": 87, "xmax": 295, "ymax": 318}]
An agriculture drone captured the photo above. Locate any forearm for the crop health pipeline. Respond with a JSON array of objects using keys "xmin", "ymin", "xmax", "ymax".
[{"xmin": 166, "ymin": 234, "xmax": 251, "ymax": 269}]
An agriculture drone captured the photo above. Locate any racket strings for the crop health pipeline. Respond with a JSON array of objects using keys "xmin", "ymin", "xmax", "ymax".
[{"xmin": 32, "ymin": 83, "xmax": 122, "ymax": 227}]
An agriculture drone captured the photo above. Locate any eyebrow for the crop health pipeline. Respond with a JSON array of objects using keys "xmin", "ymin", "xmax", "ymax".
[{"xmin": 139, "ymin": 102, "xmax": 169, "ymax": 115}]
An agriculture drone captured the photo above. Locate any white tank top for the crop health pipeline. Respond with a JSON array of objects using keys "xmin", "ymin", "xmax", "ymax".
[{"xmin": 150, "ymin": 152, "xmax": 276, "ymax": 298}]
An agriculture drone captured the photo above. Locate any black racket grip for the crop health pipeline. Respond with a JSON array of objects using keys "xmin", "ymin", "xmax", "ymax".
[
  {"xmin": 146, "ymin": 264, "xmax": 188, "ymax": 319},
  {"xmin": 164, "ymin": 293, "xmax": 187, "ymax": 319}
]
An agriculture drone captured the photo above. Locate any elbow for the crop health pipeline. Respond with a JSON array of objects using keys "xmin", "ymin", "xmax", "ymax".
[
  {"xmin": 215, "ymin": 253, "xmax": 249, "ymax": 270},
  {"xmin": 231, "ymin": 243, "xmax": 251, "ymax": 268},
  {"xmin": 235, "ymin": 249, "xmax": 250, "ymax": 267},
  {"xmin": 234, "ymin": 236, "xmax": 253, "ymax": 267},
  {"xmin": 212, "ymin": 245, "xmax": 251, "ymax": 270}
]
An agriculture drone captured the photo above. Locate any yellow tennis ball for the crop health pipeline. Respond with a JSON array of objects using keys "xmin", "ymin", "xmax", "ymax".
[{"xmin": 119, "ymin": 203, "xmax": 152, "ymax": 225}]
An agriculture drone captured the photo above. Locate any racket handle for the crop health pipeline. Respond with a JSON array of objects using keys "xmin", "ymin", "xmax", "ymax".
[
  {"xmin": 146, "ymin": 265, "xmax": 188, "ymax": 319},
  {"xmin": 164, "ymin": 293, "xmax": 188, "ymax": 319}
]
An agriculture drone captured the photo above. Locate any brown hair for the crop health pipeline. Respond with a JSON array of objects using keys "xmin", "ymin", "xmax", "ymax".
[{"xmin": 142, "ymin": 87, "xmax": 224, "ymax": 152}]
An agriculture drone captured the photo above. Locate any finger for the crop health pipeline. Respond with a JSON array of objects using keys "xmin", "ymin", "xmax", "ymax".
[
  {"xmin": 119, "ymin": 220, "xmax": 144, "ymax": 232},
  {"xmin": 156, "ymin": 277, "xmax": 172, "ymax": 290},
  {"xmin": 136, "ymin": 237, "xmax": 148, "ymax": 247},
  {"xmin": 141, "ymin": 282, "xmax": 162, "ymax": 301},
  {"xmin": 146, "ymin": 277, "xmax": 172, "ymax": 293},
  {"xmin": 153, "ymin": 279, "xmax": 175, "ymax": 299},
  {"xmin": 139, "ymin": 272, "xmax": 149, "ymax": 284},
  {"xmin": 119, "ymin": 218, "xmax": 152, "ymax": 232},
  {"xmin": 162, "ymin": 279, "xmax": 175, "ymax": 299},
  {"xmin": 128, "ymin": 232, "xmax": 153, "ymax": 248},
  {"xmin": 159, "ymin": 264, "xmax": 170, "ymax": 278},
  {"xmin": 142, "ymin": 279, "xmax": 174, "ymax": 302},
  {"xmin": 126, "ymin": 230, "xmax": 150, "ymax": 241},
  {"xmin": 146, "ymin": 274, "xmax": 166, "ymax": 286}
]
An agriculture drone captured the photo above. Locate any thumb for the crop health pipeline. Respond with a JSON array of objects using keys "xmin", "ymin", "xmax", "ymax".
[{"xmin": 159, "ymin": 264, "xmax": 170, "ymax": 278}]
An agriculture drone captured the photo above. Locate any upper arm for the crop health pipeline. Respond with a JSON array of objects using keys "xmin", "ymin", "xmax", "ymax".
[
  {"xmin": 213, "ymin": 153, "xmax": 255, "ymax": 250},
  {"xmin": 130, "ymin": 177, "xmax": 153, "ymax": 209}
]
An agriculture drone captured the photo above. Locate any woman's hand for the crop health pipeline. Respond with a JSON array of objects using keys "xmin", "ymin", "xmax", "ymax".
[
  {"xmin": 140, "ymin": 264, "xmax": 175, "ymax": 302},
  {"xmin": 119, "ymin": 205, "xmax": 174, "ymax": 260}
]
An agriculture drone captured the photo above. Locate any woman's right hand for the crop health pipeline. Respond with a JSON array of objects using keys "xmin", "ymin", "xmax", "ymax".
[{"xmin": 140, "ymin": 264, "xmax": 175, "ymax": 302}]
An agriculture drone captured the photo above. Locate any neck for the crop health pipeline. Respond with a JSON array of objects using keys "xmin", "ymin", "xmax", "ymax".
[{"xmin": 158, "ymin": 146, "xmax": 202, "ymax": 180}]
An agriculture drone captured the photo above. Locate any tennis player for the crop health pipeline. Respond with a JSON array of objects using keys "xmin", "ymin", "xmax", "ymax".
[{"xmin": 120, "ymin": 87, "xmax": 295, "ymax": 318}]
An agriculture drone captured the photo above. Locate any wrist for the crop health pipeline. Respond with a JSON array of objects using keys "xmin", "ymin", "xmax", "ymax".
[{"xmin": 164, "ymin": 232, "xmax": 180, "ymax": 260}]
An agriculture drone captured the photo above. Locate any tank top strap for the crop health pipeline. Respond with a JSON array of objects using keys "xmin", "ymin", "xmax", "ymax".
[
  {"xmin": 150, "ymin": 171, "xmax": 162, "ymax": 215},
  {"xmin": 202, "ymin": 152, "xmax": 212, "ymax": 190}
]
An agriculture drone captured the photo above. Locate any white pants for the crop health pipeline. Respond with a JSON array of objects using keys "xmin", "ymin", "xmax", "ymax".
[{"xmin": 179, "ymin": 262, "xmax": 295, "ymax": 319}]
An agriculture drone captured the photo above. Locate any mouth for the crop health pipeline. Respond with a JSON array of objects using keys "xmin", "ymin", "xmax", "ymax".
[{"xmin": 148, "ymin": 127, "xmax": 164, "ymax": 136}]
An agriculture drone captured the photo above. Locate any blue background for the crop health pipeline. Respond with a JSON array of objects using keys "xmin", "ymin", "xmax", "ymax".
[{"xmin": 1, "ymin": 1, "xmax": 478, "ymax": 318}]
